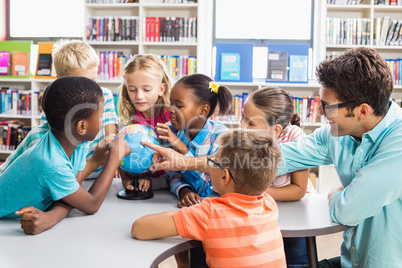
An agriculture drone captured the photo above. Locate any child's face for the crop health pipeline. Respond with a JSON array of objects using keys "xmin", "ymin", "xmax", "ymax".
[
  {"xmin": 125, "ymin": 70, "xmax": 166, "ymax": 119},
  {"xmin": 66, "ymin": 67, "xmax": 98, "ymax": 82},
  {"xmin": 84, "ymin": 96, "xmax": 105, "ymax": 141},
  {"xmin": 169, "ymin": 83, "xmax": 204, "ymax": 131},
  {"xmin": 208, "ymin": 149, "xmax": 231, "ymax": 195},
  {"xmin": 240, "ymin": 101, "xmax": 280, "ymax": 137}
]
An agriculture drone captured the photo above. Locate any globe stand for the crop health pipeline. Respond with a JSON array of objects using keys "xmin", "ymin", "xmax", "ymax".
[{"xmin": 117, "ymin": 171, "xmax": 154, "ymax": 200}]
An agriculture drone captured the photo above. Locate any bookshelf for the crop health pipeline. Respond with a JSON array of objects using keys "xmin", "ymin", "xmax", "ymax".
[
  {"xmin": 321, "ymin": 0, "xmax": 402, "ymax": 94},
  {"xmin": 0, "ymin": 77, "xmax": 49, "ymax": 157},
  {"xmin": 84, "ymin": 0, "xmax": 209, "ymax": 93}
]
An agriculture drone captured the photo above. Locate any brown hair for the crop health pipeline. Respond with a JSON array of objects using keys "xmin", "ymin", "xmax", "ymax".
[
  {"xmin": 316, "ymin": 47, "xmax": 393, "ymax": 116},
  {"xmin": 218, "ymin": 129, "xmax": 281, "ymax": 196},
  {"xmin": 118, "ymin": 54, "xmax": 172, "ymax": 125},
  {"xmin": 248, "ymin": 86, "xmax": 299, "ymax": 129}
]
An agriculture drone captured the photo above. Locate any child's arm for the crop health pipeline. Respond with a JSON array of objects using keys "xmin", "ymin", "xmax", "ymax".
[
  {"xmin": 15, "ymin": 201, "xmax": 72, "ymax": 235},
  {"xmin": 142, "ymin": 141, "xmax": 211, "ymax": 173},
  {"xmin": 156, "ymin": 123, "xmax": 188, "ymax": 155},
  {"xmin": 131, "ymin": 211, "xmax": 178, "ymax": 240},
  {"xmin": 81, "ymin": 134, "xmax": 115, "ymax": 180},
  {"xmin": 265, "ymin": 168, "xmax": 310, "ymax": 201},
  {"xmin": 62, "ymin": 133, "xmax": 130, "ymax": 214}
]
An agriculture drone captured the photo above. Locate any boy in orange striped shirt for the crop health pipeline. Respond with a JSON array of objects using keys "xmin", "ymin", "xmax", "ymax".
[{"xmin": 131, "ymin": 129, "xmax": 286, "ymax": 268}]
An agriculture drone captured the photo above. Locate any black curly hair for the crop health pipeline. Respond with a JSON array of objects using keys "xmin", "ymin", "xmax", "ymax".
[{"xmin": 42, "ymin": 76, "xmax": 103, "ymax": 131}]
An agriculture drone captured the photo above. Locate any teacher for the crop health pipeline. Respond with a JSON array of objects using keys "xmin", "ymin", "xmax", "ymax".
[{"xmin": 142, "ymin": 47, "xmax": 402, "ymax": 268}]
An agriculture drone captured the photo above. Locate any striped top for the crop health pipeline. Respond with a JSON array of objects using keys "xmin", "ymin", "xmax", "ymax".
[
  {"xmin": 271, "ymin": 124, "xmax": 314, "ymax": 193},
  {"xmin": 173, "ymin": 192, "xmax": 286, "ymax": 268}
]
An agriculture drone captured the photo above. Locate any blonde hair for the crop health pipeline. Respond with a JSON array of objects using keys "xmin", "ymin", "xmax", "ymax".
[
  {"xmin": 52, "ymin": 39, "xmax": 99, "ymax": 77},
  {"xmin": 219, "ymin": 129, "xmax": 281, "ymax": 196},
  {"xmin": 118, "ymin": 54, "xmax": 171, "ymax": 125}
]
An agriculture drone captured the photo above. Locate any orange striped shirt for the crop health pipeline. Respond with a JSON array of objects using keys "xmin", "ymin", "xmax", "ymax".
[{"xmin": 173, "ymin": 192, "xmax": 286, "ymax": 268}]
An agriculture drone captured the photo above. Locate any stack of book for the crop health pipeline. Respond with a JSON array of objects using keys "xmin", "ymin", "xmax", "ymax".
[
  {"xmin": 373, "ymin": 17, "xmax": 402, "ymax": 46},
  {"xmin": 143, "ymin": 17, "xmax": 197, "ymax": 43},
  {"xmin": 386, "ymin": 58, "xmax": 402, "ymax": 85},
  {"xmin": 0, "ymin": 121, "xmax": 31, "ymax": 151},
  {"xmin": 326, "ymin": 17, "xmax": 371, "ymax": 46},
  {"xmin": 86, "ymin": 16, "xmax": 139, "ymax": 42},
  {"xmin": 160, "ymin": 55, "xmax": 197, "ymax": 81}
]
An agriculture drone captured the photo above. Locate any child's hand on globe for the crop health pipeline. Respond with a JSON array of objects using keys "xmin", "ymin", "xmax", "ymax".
[{"xmin": 138, "ymin": 177, "xmax": 152, "ymax": 192}]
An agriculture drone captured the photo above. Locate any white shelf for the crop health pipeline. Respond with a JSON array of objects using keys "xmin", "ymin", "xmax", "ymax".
[
  {"xmin": 0, "ymin": 114, "xmax": 33, "ymax": 119},
  {"xmin": 85, "ymin": 3, "xmax": 140, "ymax": 9},
  {"xmin": 87, "ymin": 41, "xmax": 140, "ymax": 46},
  {"xmin": 0, "ymin": 150, "xmax": 12, "ymax": 155},
  {"xmin": 142, "ymin": 3, "xmax": 198, "ymax": 8}
]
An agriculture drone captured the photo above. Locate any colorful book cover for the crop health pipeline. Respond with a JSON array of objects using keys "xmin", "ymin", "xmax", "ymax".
[
  {"xmin": 267, "ymin": 51, "xmax": 288, "ymax": 82},
  {"xmin": 220, "ymin": 53, "xmax": 240, "ymax": 81},
  {"xmin": 289, "ymin": 55, "xmax": 308, "ymax": 83},
  {"xmin": 0, "ymin": 51, "xmax": 10, "ymax": 76},
  {"xmin": 12, "ymin": 51, "xmax": 29, "ymax": 76}
]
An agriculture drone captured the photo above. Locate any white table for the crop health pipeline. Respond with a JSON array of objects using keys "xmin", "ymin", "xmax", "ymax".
[
  {"xmin": 0, "ymin": 180, "xmax": 346, "ymax": 268},
  {"xmin": 0, "ymin": 179, "xmax": 195, "ymax": 268},
  {"xmin": 277, "ymin": 194, "xmax": 348, "ymax": 268}
]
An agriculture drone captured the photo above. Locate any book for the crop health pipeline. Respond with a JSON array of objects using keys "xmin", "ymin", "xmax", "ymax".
[
  {"xmin": 11, "ymin": 51, "xmax": 29, "ymax": 76},
  {"xmin": 379, "ymin": 16, "xmax": 391, "ymax": 46},
  {"xmin": 220, "ymin": 53, "xmax": 240, "ymax": 81},
  {"xmin": 267, "ymin": 51, "xmax": 288, "ymax": 82},
  {"xmin": 36, "ymin": 53, "xmax": 52, "ymax": 76},
  {"xmin": 289, "ymin": 55, "xmax": 308, "ymax": 83},
  {"xmin": 0, "ymin": 51, "xmax": 10, "ymax": 76}
]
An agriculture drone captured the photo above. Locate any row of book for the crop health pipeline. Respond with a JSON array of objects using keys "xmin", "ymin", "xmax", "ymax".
[
  {"xmin": 211, "ymin": 94, "xmax": 322, "ymax": 125},
  {"xmin": 386, "ymin": 58, "xmax": 402, "ymax": 85},
  {"xmin": 0, "ymin": 121, "xmax": 31, "ymax": 151},
  {"xmin": 96, "ymin": 52, "xmax": 197, "ymax": 81},
  {"xmin": 0, "ymin": 51, "xmax": 29, "ymax": 77},
  {"xmin": 326, "ymin": 18, "xmax": 371, "ymax": 46},
  {"xmin": 86, "ymin": 16, "xmax": 139, "ymax": 42},
  {"xmin": 160, "ymin": 55, "xmax": 197, "ymax": 81},
  {"xmin": 0, "ymin": 88, "xmax": 42, "ymax": 116},
  {"xmin": 97, "ymin": 52, "xmax": 135, "ymax": 80},
  {"xmin": 374, "ymin": 0, "xmax": 402, "ymax": 4},
  {"xmin": 327, "ymin": 0, "xmax": 363, "ymax": 4},
  {"xmin": 374, "ymin": 17, "xmax": 402, "ymax": 46},
  {"xmin": 143, "ymin": 17, "xmax": 197, "ymax": 43}
]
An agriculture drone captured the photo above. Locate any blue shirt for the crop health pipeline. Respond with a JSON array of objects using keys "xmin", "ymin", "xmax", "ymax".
[
  {"xmin": 167, "ymin": 120, "xmax": 229, "ymax": 198},
  {"xmin": 277, "ymin": 101, "xmax": 402, "ymax": 268},
  {"xmin": 0, "ymin": 130, "xmax": 88, "ymax": 218}
]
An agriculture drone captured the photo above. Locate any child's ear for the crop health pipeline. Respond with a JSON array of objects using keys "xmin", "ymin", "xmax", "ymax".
[
  {"xmin": 199, "ymin": 104, "xmax": 210, "ymax": 118},
  {"xmin": 159, "ymin": 83, "xmax": 166, "ymax": 97},
  {"xmin": 221, "ymin": 169, "xmax": 232, "ymax": 185},
  {"xmin": 271, "ymin": 124, "xmax": 283, "ymax": 137},
  {"xmin": 76, "ymin": 120, "xmax": 87, "ymax": 135}
]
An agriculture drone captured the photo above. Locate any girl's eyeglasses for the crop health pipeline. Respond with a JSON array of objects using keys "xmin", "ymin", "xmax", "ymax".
[{"xmin": 207, "ymin": 157, "xmax": 237, "ymax": 184}]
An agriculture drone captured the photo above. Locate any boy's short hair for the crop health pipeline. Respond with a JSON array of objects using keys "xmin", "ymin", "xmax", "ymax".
[
  {"xmin": 52, "ymin": 39, "xmax": 99, "ymax": 77},
  {"xmin": 43, "ymin": 77, "xmax": 103, "ymax": 131},
  {"xmin": 218, "ymin": 129, "xmax": 281, "ymax": 196}
]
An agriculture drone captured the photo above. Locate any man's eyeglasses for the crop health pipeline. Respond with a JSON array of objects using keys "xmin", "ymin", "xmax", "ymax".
[
  {"xmin": 320, "ymin": 100, "xmax": 357, "ymax": 116},
  {"xmin": 207, "ymin": 157, "xmax": 237, "ymax": 184}
]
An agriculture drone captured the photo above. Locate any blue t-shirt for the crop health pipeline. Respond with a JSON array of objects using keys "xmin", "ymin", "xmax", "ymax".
[{"xmin": 0, "ymin": 130, "xmax": 88, "ymax": 218}]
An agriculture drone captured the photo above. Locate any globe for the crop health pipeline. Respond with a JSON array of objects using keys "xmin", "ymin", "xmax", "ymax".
[{"xmin": 118, "ymin": 124, "xmax": 160, "ymax": 174}]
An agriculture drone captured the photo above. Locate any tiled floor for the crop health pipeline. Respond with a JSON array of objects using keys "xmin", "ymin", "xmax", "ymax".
[{"xmin": 158, "ymin": 232, "xmax": 344, "ymax": 268}]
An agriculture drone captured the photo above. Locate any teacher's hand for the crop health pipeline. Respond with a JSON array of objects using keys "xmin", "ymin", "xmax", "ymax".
[{"xmin": 141, "ymin": 141, "xmax": 189, "ymax": 172}]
